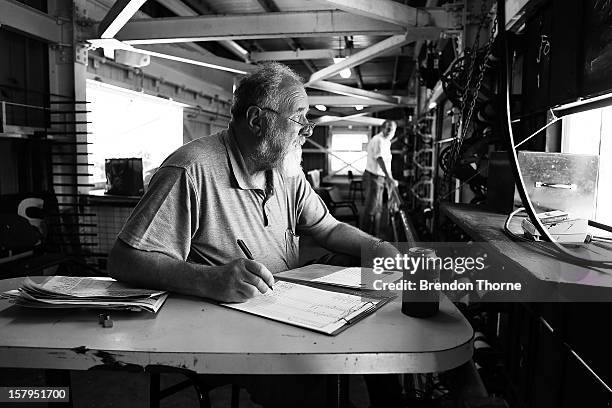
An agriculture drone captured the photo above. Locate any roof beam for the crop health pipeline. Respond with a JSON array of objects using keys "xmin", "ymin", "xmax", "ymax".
[
  {"xmin": 251, "ymin": 0, "xmax": 317, "ymax": 74},
  {"xmin": 314, "ymin": 115, "xmax": 386, "ymax": 126},
  {"xmin": 320, "ymin": 0, "xmax": 457, "ymax": 29},
  {"xmin": 251, "ymin": 49, "xmax": 336, "ymax": 62},
  {"xmin": 308, "ymin": 96, "xmax": 394, "ymax": 107},
  {"xmin": 115, "ymin": 11, "xmax": 406, "ymax": 44},
  {"xmin": 307, "ymin": 81, "xmax": 401, "ymax": 105},
  {"xmin": 87, "ymin": 38, "xmax": 254, "ymax": 75},
  {"xmin": 156, "ymin": 0, "xmax": 249, "ymax": 62},
  {"xmin": 308, "ymin": 94, "xmax": 415, "ymax": 107},
  {"xmin": 306, "ymin": 33, "xmax": 434, "ymax": 85},
  {"xmin": 250, "ymin": 47, "xmax": 414, "ymax": 62},
  {"xmin": 0, "ymin": 0, "xmax": 61, "ymax": 43},
  {"xmin": 98, "ymin": 0, "xmax": 148, "ymax": 38},
  {"xmin": 314, "ymin": 106, "xmax": 394, "ymax": 124}
]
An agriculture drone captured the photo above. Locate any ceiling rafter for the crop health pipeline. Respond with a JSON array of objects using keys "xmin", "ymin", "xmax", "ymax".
[
  {"xmin": 319, "ymin": 0, "xmax": 456, "ymax": 29},
  {"xmin": 115, "ymin": 11, "xmax": 407, "ymax": 44},
  {"xmin": 250, "ymin": 47, "xmax": 413, "ymax": 62},
  {"xmin": 156, "ymin": 0, "xmax": 249, "ymax": 62},
  {"xmin": 314, "ymin": 106, "xmax": 394, "ymax": 124},
  {"xmin": 251, "ymin": 0, "xmax": 317, "ymax": 74},
  {"xmin": 87, "ymin": 38, "xmax": 253, "ymax": 74},
  {"xmin": 305, "ymin": 33, "xmax": 431, "ymax": 85},
  {"xmin": 98, "ymin": 0, "xmax": 148, "ymax": 38},
  {"xmin": 308, "ymin": 81, "xmax": 400, "ymax": 105}
]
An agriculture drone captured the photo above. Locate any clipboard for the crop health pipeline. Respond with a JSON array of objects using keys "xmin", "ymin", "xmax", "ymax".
[{"xmin": 220, "ymin": 280, "xmax": 395, "ymax": 336}]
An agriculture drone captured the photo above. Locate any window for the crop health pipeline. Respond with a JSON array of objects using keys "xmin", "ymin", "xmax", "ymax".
[
  {"xmin": 561, "ymin": 105, "xmax": 612, "ymax": 230},
  {"xmin": 86, "ymin": 80, "xmax": 184, "ymax": 187},
  {"xmin": 329, "ymin": 132, "xmax": 369, "ymax": 176}
]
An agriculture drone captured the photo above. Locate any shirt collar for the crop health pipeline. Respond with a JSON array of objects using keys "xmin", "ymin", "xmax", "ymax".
[{"xmin": 223, "ymin": 127, "xmax": 275, "ymax": 192}]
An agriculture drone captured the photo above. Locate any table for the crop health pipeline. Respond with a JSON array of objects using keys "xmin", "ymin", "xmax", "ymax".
[
  {"xmin": 0, "ymin": 277, "xmax": 472, "ymax": 375},
  {"xmin": 440, "ymin": 202, "xmax": 612, "ymax": 289}
]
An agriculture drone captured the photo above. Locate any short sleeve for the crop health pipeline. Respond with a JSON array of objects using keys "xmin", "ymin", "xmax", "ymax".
[
  {"xmin": 118, "ymin": 166, "xmax": 200, "ymax": 260},
  {"xmin": 294, "ymin": 174, "xmax": 339, "ymax": 236},
  {"xmin": 369, "ymin": 136, "xmax": 383, "ymax": 159}
]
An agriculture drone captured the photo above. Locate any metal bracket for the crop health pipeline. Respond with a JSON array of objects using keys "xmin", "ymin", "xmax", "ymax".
[{"xmin": 75, "ymin": 43, "xmax": 89, "ymax": 66}]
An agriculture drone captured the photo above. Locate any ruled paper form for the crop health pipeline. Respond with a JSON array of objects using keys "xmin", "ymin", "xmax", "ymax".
[{"xmin": 222, "ymin": 281, "xmax": 380, "ymax": 335}]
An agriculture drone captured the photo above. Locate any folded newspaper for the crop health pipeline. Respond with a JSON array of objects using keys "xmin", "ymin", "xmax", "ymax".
[{"xmin": 0, "ymin": 276, "xmax": 168, "ymax": 313}]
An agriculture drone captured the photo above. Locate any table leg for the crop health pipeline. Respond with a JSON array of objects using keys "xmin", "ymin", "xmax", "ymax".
[
  {"xmin": 326, "ymin": 374, "xmax": 349, "ymax": 408},
  {"xmin": 149, "ymin": 372, "xmax": 160, "ymax": 408}
]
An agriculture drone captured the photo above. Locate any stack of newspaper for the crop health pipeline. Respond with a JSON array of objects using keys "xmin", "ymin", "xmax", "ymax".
[{"xmin": 0, "ymin": 276, "xmax": 168, "ymax": 313}]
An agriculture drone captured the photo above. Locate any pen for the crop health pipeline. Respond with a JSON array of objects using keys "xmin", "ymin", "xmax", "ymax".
[{"xmin": 236, "ymin": 239, "xmax": 273, "ymax": 291}]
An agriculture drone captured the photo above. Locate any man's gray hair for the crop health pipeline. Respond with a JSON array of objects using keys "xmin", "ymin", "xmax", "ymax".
[{"xmin": 231, "ymin": 62, "xmax": 303, "ymax": 120}]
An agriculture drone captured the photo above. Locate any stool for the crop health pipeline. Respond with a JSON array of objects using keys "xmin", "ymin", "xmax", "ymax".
[{"xmin": 347, "ymin": 171, "xmax": 364, "ymax": 202}]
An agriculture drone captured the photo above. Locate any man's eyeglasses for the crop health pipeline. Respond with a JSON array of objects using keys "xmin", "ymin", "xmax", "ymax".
[{"xmin": 258, "ymin": 106, "xmax": 316, "ymax": 133}]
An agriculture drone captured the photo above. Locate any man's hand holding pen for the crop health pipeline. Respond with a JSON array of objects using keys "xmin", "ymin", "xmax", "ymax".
[
  {"xmin": 208, "ymin": 258, "xmax": 275, "ymax": 303},
  {"xmin": 188, "ymin": 240, "xmax": 274, "ymax": 303}
]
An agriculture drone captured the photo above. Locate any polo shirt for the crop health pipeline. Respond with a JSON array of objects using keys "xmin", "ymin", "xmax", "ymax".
[{"xmin": 118, "ymin": 128, "xmax": 339, "ymax": 273}]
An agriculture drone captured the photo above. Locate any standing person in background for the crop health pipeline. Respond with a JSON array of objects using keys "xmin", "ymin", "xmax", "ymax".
[{"xmin": 362, "ymin": 120, "xmax": 398, "ymax": 236}]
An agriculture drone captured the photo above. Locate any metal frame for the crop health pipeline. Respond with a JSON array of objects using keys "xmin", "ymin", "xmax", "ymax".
[
  {"xmin": 320, "ymin": 0, "xmax": 433, "ymax": 28},
  {"xmin": 306, "ymin": 33, "xmax": 437, "ymax": 85},
  {"xmin": 307, "ymin": 81, "xmax": 405, "ymax": 105},
  {"xmin": 0, "ymin": 0, "xmax": 61, "ymax": 43},
  {"xmin": 98, "ymin": 0, "xmax": 148, "ymax": 38},
  {"xmin": 115, "ymin": 11, "xmax": 406, "ymax": 44}
]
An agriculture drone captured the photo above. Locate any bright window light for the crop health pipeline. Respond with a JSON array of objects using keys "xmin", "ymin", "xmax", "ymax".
[
  {"xmin": 330, "ymin": 132, "xmax": 368, "ymax": 175},
  {"xmin": 562, "ymin": 105, "xmax": 612, "ymax": 232},
  {"xmin": 86, "ymin": 79, "xmax": 184, "ymax": 186}
]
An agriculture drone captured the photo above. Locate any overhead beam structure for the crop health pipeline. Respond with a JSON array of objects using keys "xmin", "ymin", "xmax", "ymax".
[
  {"xmin": 98, "ymin": 0, "xmax": 148, "ymax": 38},
  {"xmin": 251, "ymin": 0, "xmax": 318, "ymax": 74},
  {"xmin": 307, "ymin": 81, "xmax": 407, "ymax": 105},
  {"xmin": 309, "ymin": 96, "xmax": 395, "ymax": 107},
  {"xmin": 87, "ymin": 38, "xmax": 254, "ymax": 75},
  {"xmin": 306, "ymin": 33, "xmax": 435, "ymax": 85},
  {"xmin": 0, "ymin": 0, "xmax": 61, "ymax": 43},
  {"xmin": 251, "ymin": 48, "xmax": 414, "ymax": 62},
  {"xmin": 314, "ymin": 106, "xmax": 394, "ymax": 124},
  {"xmin": 251, "ymin": 49, "xmax": 336, "ymax": 62},
  {"xmin": 156, "ymin": 0, "xmax": 249, "ymax": 62},
  {"xmin": 137, "ymin": 44, "xmax": 254, "ymax": 74},
  {"xmin": 314, "ymin": 115, "xmax": 386, "ymax": 126},
  {"xmin": 115, "ymin": 11, "xmax": 407, "ymax": 44},
  {"xmin": 320, "ymin": 0, "xmax": 457, "ymax": 29}
]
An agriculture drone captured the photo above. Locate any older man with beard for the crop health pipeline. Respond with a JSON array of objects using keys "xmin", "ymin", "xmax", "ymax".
[{"xmin": 108, "ymin": 62, "xmax": 402, "ymax": 408}]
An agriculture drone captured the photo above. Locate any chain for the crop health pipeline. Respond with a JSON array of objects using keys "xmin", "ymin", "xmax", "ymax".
[{"xmin": 445, "ymin": 1, "xmax": 498, "ymax": 179}]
